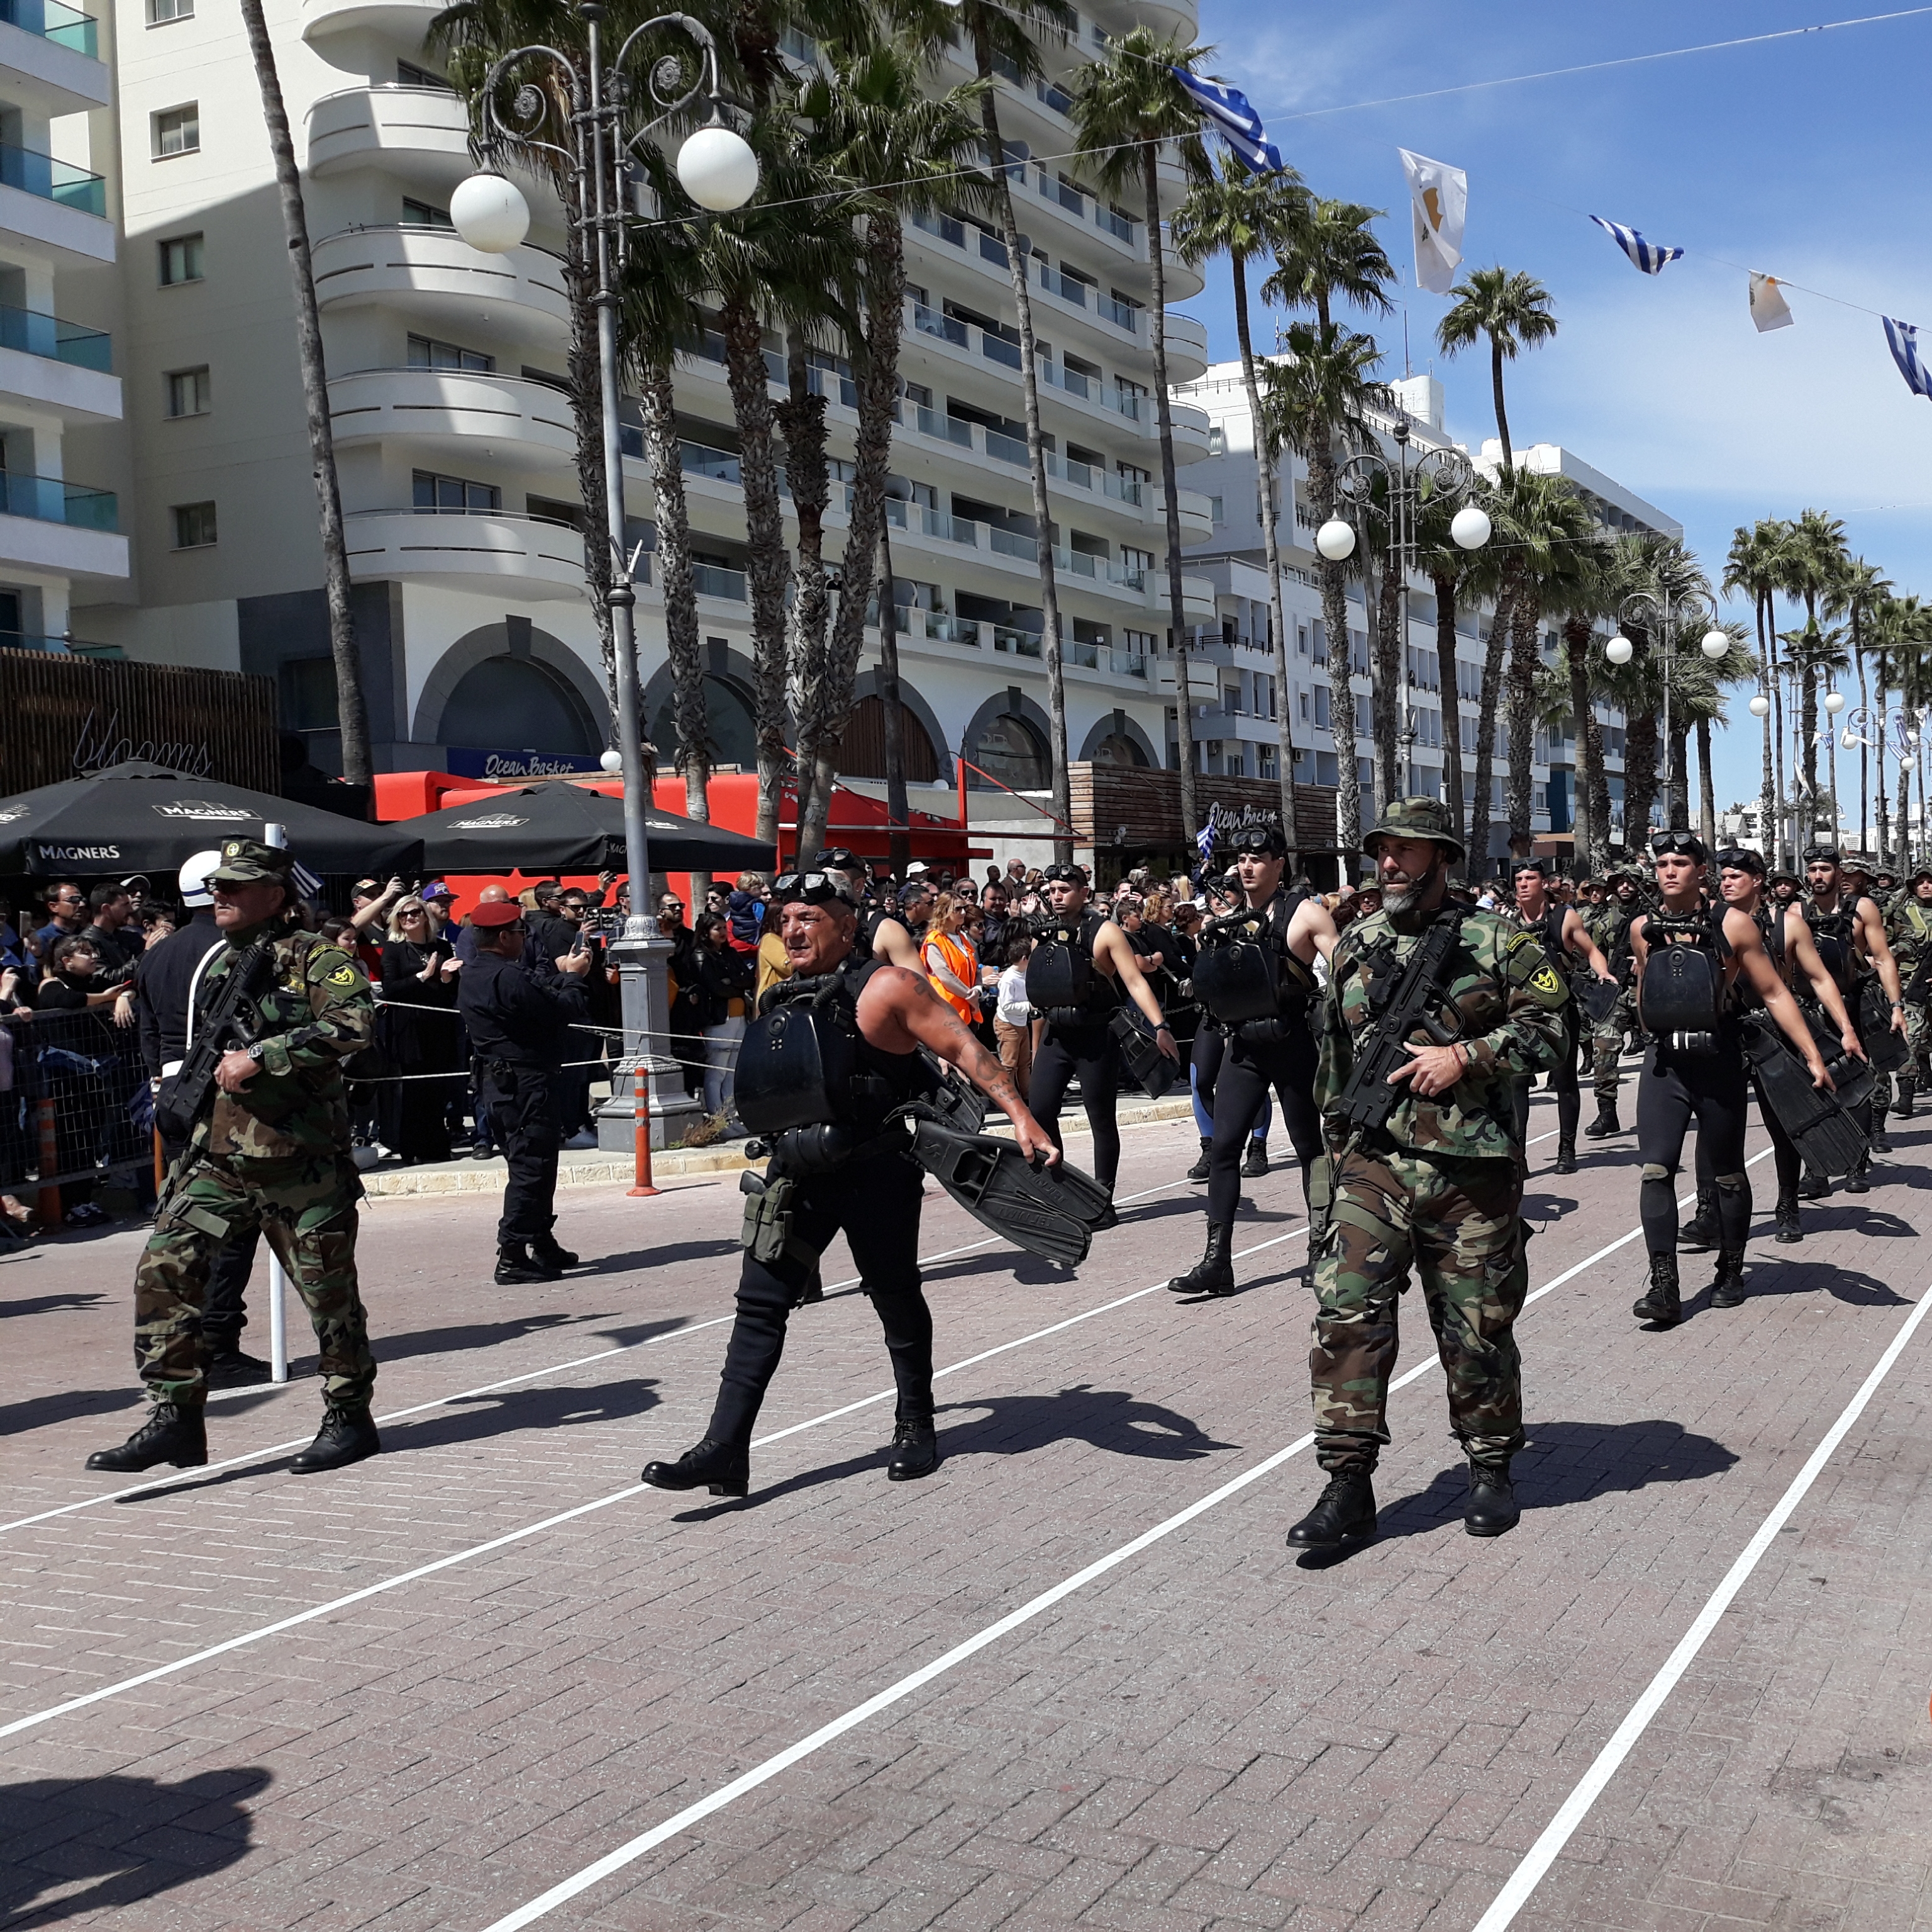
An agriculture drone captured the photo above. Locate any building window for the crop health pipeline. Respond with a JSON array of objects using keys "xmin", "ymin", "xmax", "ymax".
[
  {"xmin": 396, "ymin": 60, "xmax": 452, "ymax": 88},
  {"xmin": 172, "ymin": 501, "xmax": 217, "ymax": 548},
  {"xmin": 1208, "ymin": 496, "xmax": 1223, "ymax": 524},
  {"xmin": 401, "ymin": 197, "xmax": 453, "ymax": 228},
  {"xmin": 1207, "ymin": 425, "xmax": 1224, "ymax": 455},
  {"xmin": 165, "ymin": 367, "xmax": 211, "ymax": 417},
  {"xmin": 413, "ymin": 469, "xmax": 500, "ymax": 513},
  {"xmin": 147, "ymin": 0, "xmax": 192, "ymax": 20},
  {"xmin": 408, "ymin": 333, "xmax": 494, "ymax": 373},
  {"xmin": 153, "ymin": 104, "xmax": 199, "ymax": 158},
  {"xmin": 279, "ymin": 657, "xmax": 338, "ymax": 735},
  {"xmin": 158, "ymin": 233, "xmax": 204, "ymax": 285}
]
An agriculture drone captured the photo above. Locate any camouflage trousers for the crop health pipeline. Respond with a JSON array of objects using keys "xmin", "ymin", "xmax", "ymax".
[
  {"xmin": 1906, "ymin": 998, "xmax": 1931, "ymax": 1080},
  {"xmin": 134, "ymin": 1151, "xmax": 375, "ymax": 1409},
  {"xmin": 1310, "ymin": 1143, "xmax": 1530, "ymax": 1475},
  {"xmin": 1592, "ymin": 985, "xmax": 1638, "ymax": 1104}
]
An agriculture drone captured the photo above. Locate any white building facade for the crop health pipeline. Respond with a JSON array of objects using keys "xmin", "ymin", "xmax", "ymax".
[
  {"xmin": 0, "ymin": 0, "xmax": 126, "ymax": 650},
  {"xmin": 66, "ymin": 0, "xmax": 1224, "ymax": 814}
]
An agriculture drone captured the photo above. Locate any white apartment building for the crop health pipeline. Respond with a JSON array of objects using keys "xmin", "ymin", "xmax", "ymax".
[
  {"xmin": 65, "ymin": 0, "xmax": 1223, "ymax": 812},
  {"xmin": 1175, "ymin": 365, "xmax": 1684, "ymax": 864},
  {"xmin": 0, "ymin": 0, "xmax": 125, "ymax": 650}
]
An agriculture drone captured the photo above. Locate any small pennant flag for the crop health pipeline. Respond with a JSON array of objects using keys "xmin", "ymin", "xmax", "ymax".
[
  {"xmin": 1171, "ymin": 70, "xmax": 1284, "ymax": 174},
  {"xmin": 1883, "ymin": 316, "xmax": 1932, "ymax": 400},
  {"xmin": 1749, "ymin": 272, "xmax": 1794, "ymax": 332},
  {"xmin": 1398, "ymin": 148, "xmax": 1465, "ymax": 294},
  {"xmin": 1590, "ymin": 215, "xmax": 1683, "ymax": 275}
]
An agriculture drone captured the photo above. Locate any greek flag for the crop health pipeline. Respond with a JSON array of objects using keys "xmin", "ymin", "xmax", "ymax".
[
  {"xmin": 1590, "ymin": 214, "xmax": 1683, "ymax": 275},
  {"xmin": 291, "ymin": 858, "xmax": 324, "ymax": 902},
  {"xmin": 1196, "ymin": 804, "xmax": 1219, "ymax": 863},
  {"xmin": 1170, "ymin": 70, "xmax": 1285, "ymax": 175},
  {"xmin": 1883, "ymin": 316, "xmax": 1932, "ymax": 400}
]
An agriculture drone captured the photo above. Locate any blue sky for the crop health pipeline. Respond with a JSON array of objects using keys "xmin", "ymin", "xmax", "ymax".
[{"xmin": 1184, "ymin": 0, "xmax": 1932, "ymax": 819}]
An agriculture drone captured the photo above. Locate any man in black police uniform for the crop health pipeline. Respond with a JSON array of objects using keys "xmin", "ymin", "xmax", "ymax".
[
  {"xmin": 643, "ymin": 870, "xmax": 1060, "ymax": 1496},
  {"xmin": 133, "ymin": 848, "xmax": 267, "ymax": 1382},
  {"xmin": 1168, "ymin": 824, "xmax": 1336, "ymax": 1296},
  {"xmin": 1026, "ymin": 862, "xmax": 1179, "ymax": 1203},
  {"xmin": 457, "ymin": 899, "xmax": 595, "ymax": 1284}
]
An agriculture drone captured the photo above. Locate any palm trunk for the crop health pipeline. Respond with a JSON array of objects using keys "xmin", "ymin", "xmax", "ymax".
[
  {"xmin": 1562, "ymin": 617, "xmax": 1596, "ymax": 872},
  {"xmin": 1231, "ymin": 251, "xmax": 1297, "ymax": 855},
  {"xmin": 1875, "ymin": 651, "xmax": 1891, "ymax": 866},
  {"xmin": 1142, "ymin": 146, "xmax": 1197, "ymax": 855},
  {"xmin": 1854, "ymin": 621, "xmax": 1871, "ymax": 852},
  {"xmin": 974, "ymin": 55, "xmax": 1071, "ymax": 863},
  {"xmin": 240, "ymin": 0, "xmax": 369, "ymax": 785},
  {"xmin": 1669, "ymin": 723, "xmax": 1692, "ymax": 833},
  {"xmin": 1468, "ymin": 586, "xmax": 1511, "ymax": 879},
  {"xmin": 1433, "ymin": 571, "xmax": 1467, "ymax": 869},
  {"xmin": 802, "ymin": 209, "xmax": 906, "ymax": 863},
  {"xmin": 638, "ymin": 363, "xmax": 707, "ymax": 811},
  {"xmin": 564, "ymin": 218, "xmax": 618, "ymax": 718},
  {"xmin": 1309, "ymin": 445, "xmax": 1358, "ymax": 865},
  {"xmin": 1902, "ymin": 757, "xmax": 1916, "ymax": 873},
  {"xmin": 1503, "ymin": 584, "xmax": 1540, "ymax": 844},
  {"xmin": 1755, "ymin": 591, "xmax": 1775, "ymax": 867},
  {"xmin": 1799, "ymin": 662, "xmax": 1819, "ymax": 808},
  {"xmin": 1370, "ymin": 545, "xmax": 1401, "ymax": 810},
  {"xmin": 1769, "ymin": 615, "xmax": 1789, "ymax": 867},
  {"xmin": 1696, "ymin": 715, "xmax": 1716, "ymax": 852},
  {"xmin": 1623, "ymin": 629, "xmax": 1660, "ymax": 853},
  {"xmin": 721, "ymin": 291, "xmax": 792, "ymax": 847},
  {"xmin": 780, "ymin": 330, "xmax": 832, "ymax": 846},
  {"xmin": 1490, "ymin": 337, "xmax": 1512, "ymax": 476},
  {"xmin": 878, "ymin": 506, "xmax": 910, "ymax": 878}
]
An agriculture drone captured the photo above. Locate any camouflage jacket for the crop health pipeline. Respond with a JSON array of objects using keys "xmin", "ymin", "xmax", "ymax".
[
  {"xmin": 1889, "ymin": 899, "xmax": 1932, "ymax": 987},
  {"xmin": 195, "ymin": 921, "xmax": 374, "ymax": 1161},
  {"xmin": 1316, "ymin": 904, "xmax": 1569, "ymax": 1162}
]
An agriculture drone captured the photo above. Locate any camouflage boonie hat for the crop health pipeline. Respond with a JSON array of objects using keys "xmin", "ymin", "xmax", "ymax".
[
  {"xmin": 206, "ymin": 837, "xmax": 295, "ymax": 886},
  {"xmin": 1361, "ymin": 795, "xmax": 1465, "ymax": 862}
]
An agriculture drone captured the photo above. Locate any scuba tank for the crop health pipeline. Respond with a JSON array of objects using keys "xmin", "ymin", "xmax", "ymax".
[
  {"xmin": 1638, "ymin": 904, "xmax": 1729, "ymax": 1055},
  {"xmin": 1803, "ymin": 894, "xmax": 1864, "ymax": 991},
  {"xmin": 1026, "ymin": 910, "xmax": 1114, "ymax": 1026},
  {"xmin": 1192, "ymin": 890, "xmax": 1317, "ymax": 1043}
]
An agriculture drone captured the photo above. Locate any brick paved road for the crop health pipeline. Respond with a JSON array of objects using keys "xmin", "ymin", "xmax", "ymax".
[{"xmin": 2, "ymin": 1099, "xmax": 1929, "ymax": 1932}]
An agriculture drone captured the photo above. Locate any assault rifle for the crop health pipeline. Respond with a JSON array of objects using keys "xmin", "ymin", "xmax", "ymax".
[
  {"xmin": 153, "ymin": 940, "xmax": 279, "ymax": 1143},
  {"xmin": 1333, "ymin": 913, "xmax": 1466, "ymax": 1139}
]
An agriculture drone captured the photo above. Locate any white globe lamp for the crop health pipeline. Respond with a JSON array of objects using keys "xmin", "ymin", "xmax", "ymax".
[
  {"xmin": 676, "ymin": 124, "xmax": 760, "ymax": 211},
  {"xmin": 1449, "ymin": 503, "xmax": 1491, "ymax": 550},
  {"xmin": 599, "ymin": 748, "xmax": 624, "ymax": 774},
  {"xmin": 1749, "ymin": 694, "xmax": 1770, "ymax": 718},
  {"xmin": 450, "ymin": 172, "xmax": 531, "ymax": 253},
  {"xmin": 1700, "ymin": 628, "xmax": 1730, "ymax": 662},
  {"xmin": 1314, "ymin": 517, "xmax": 1356, "ymax": 561},
  {"xmin": 1841, "ymin": 728, "xmax": 1858, "ymax": 750},
  {"xmin": 1604, "ymin": 634, "xmax": 1635, "ymax": 666},
  {"xmin": 1824, "ymin": 690, "xmax": 1846, "ymax": 714}
]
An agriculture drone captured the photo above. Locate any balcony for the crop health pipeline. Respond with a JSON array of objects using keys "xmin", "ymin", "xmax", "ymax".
[
  {"xmin": 894, "ymin": 605, "xmax": 1043, "ymax": 659},
  {"xmin": 0, "ymin": 470, "xmax": 113, "ymax": 528},
  {"xmin": 300, "ymin": 0, "xmax": 445, "ymax": 40},
  {"xmin": 306, "ymin": 86, "xmax": 474, "ymax": 185},
  {"xmin": 0, "ymin": 138, "xmax": 111, "ymax": 263},
  {"xmin": 328, "ymin": 367, "xmax": 577, "ymax": 464},
  {"xmin": 0, "ymin": 0, "xmax": 110, "ymax": 118},
  {"xmin": 343, "ymin": 508, "xmax": 587, "ymax": 597},
  {"xmin": 0, "ymin": 471, "xmax": 125, "ymax": 579},
  {"xmin": 311, "ymin": 226, "xmax": 570, "ymax": 344},
  {"xmin": 0, "ymin": 301, "xmax": 118, "ymax": 421}
]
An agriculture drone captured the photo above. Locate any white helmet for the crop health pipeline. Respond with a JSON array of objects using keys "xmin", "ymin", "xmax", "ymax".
[{"xmin": 177, "ymin": 848, "xmax": 222, "ymax": 908}]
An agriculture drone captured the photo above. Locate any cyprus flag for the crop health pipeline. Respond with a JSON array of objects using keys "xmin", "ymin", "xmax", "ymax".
[{"xmin": 1398, "ymin": 148, "xmax": 1466, "ymax": 295}]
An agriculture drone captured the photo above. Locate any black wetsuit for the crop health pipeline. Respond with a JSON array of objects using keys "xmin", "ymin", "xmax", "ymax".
[
  {"xmin": 1801, "ymin": 893, "xmax": 1876, "ymax": 1162},
  {"xmin": 1026, "ymin": 908, "xmax": 1128, "ymax": 1190}
]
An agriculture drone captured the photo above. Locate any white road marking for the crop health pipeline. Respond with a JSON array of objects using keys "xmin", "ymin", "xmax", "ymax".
[
  {"xmin": 1468, "ymin": 1277, "xmax": 1932, "ymax": 1932},
  {"xmin": 0, "ymin": 1167, "xmax": 1194, "ymax": 1537}
]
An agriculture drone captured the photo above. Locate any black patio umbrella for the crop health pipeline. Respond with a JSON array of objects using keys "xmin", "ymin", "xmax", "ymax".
[
  {"xmin": 392, "ymin": 783, "xmax": 774, "ymax": 874},
  {"xmin": 0, "ymin": 760, "xmax": 422, "ymax": 877}
]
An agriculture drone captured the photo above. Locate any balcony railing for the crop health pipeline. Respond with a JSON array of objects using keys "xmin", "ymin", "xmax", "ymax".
[
  {"xmin": 0, "ymin": 302, "xmax": 109, "ymax": 370},
  {"xmin": 1101, "ymin": 295, "xmax": 1140, "ymax": 334},
  {"xmin": 0, "ymin": 140, "xmax": 106, "ymax": 216},
  {"xmin": 894, "ymin": 606, "xmax": 1043, "ymax": 658},
  {"xmin": 0, "ymin": 470, "xmax": 115, "ymax": 528},
  {"xmin": 0, "ymin": 0, "xmax": 99, "ymax": 56},
  {"xmin": 692, "ymin": 561, "xmax": 747, "ymax": 601}
]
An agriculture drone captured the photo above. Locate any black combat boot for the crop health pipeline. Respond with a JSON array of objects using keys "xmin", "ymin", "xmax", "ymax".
[
  {"xmin": 642, "ymin": 1437, "xmax": 750, "ymax": 1497},
  {"xmin": 1845, "ymin": 1158, "xmax": 1872, "ymax": 1194},
  {"xmin": 1584, "ymin": 1102, "xmax": 1621, "ymax": 1139},
  {"xmin": 1285, "ymin": 1470, "xmax": 1377, "ymax": 1550},
  {"xmin": 206, "ymin": 1346, "xmax": 270, "ymax": 1387},
  {"xmin": 1709, "ymin": 1248, "xmax": 1748, "ymax": 1308},
  {"xmin": 1553, "ymin": 1140, "xmax": 1577, "ymax": 1175},
  {"xmin": 291, "ymin": 1402, "xmax": 380, "ymax": 1474},
  {"xmin": 1185, "ymin": 1136, "xmax": 1213, "ymax": 1182},
  {"xmin": 531, "ymin": 1233, "xmax": 579, "ymax": 1270},
  {"xmin": 1677, "ymin": 1186, "xmax": 1719, "ymax": 1253},
  {"xmin": 1632, "ymin": 1252, "xmax": 1682, "ymax": 1327},
  {"xmin": 1463, "ymin": 1460, "xmax": 1520, "ymax": 1538},
  {"xmin": 1801, "ymin": 1168, "xmax": 1830, "ymax": 1199},
  {"xmin": 1872, "ymin": 1118, "xmax": 1893, "ymax": 1155},
  {"xmin": 1896, "ymin": 1077, "xmax": 1917, "ymax": 1119},
  {"xmin": 1165, "ymin": 1221, "xmax": 1235, "ymax": 1296},
  {"xmin": 887, "ymin": 1411, "xmax": 940, "ymax": 1482},
  {"xmin": 496, "ymin": 1241, "xmax": 562, "ymax": 1285},
  {"xmin": 1774, "ymin": 1189, "xmax": 1803, "ymax": 1243},
  {"xmin": 86, "ymin": 1401, "xmax": 207, "ymax": 1472},
  {"xmin": 1242, "ymin": 1139, "xmax": 1270, "ymax": 1179}
]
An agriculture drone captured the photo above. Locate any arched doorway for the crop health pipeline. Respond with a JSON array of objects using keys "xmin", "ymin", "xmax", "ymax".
[
  {"xmin": 440, "ymin": 656, "xmax": 601, "ymax": 755},
  {"xmin": 651, "ymin": 674, "xmax": 758, "ymax": 771},
  {"xmin": 1090, "ymin": 731, "xmax": 1149, "ymax": 768},
  {"xmin": 835, "ymin": 696, "xmax": 940, "ymax": 782},
  {"xmin": 968, "ymin": 712, "xmax": 1050, "ymax": 791}
]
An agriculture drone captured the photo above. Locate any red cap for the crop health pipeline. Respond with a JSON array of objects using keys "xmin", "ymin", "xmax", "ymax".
[{"xmin": 470, "ymin": 901, "xmax": 525, "ymax": 929}]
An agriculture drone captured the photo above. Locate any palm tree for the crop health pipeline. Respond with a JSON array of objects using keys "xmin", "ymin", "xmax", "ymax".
[
  {"xmin": 1596, "ymin": 533, "xmax": 1702, "ymax": 850},
  {"xmin": 1435, "ymin": 266, "xmax": 1558, "ymax": 476},
  {"xmin": 1780, "ymin": 619, "xmax": 1852, "ymax": 839},
  {"xmin": 243, "ymin": 0, "xmax": 369, "ymax": 780},
  {"xmin": 1668, "ymin": 623, "xmax": 1754, "ymax": 851},
  {"xmin": 1826, "ymin": 555, "xmax": 1892, "ymax": 854},
  {"xmin": 950, "ymin": 0, "xmax": 1078, "ymax": 859},
  {"xmin": 1546, "ymin": 538, "xmax": 1621, "ymax": 873},
  {"xmin": 1258, "ymin": 325, "xmax": 1389, "ymax": 858},
  {"xmin": 1413, "ymin": 476, "xmax": 1479, "ymax": 864},
  {"xmin": 1070, "ymin": 29, "xmax": 1213, "ymax": 845},
  {"xmin": 1172, "ymin": 153, "xmax": 1311, "ymax": 848},
  {"xmin": 1723, "ymin": 519, "xmax": 1786, "ymax": 869}
]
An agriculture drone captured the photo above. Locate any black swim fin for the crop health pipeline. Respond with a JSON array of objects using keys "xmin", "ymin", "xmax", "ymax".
[
  {"xmin": 906, "ymin": 1113, "xmax": 1112, "ymax": 1267},
  {"xmin": 1743, "ymin": 1016, "xmax": 1871, "ymax": 1178}
]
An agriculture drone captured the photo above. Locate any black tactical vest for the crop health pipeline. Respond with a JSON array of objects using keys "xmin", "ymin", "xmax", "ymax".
[
  {"xmin": 1639, "ymin": 904, "xmax": 1731, "ymax": 1048},
  {"xmin": 1028, "ymin": 908, "xmax": 1119, "ymax": 1028},
  {"xmin": 1802, "ymin": 893, "xmax": 1866, "ymax": 991}
]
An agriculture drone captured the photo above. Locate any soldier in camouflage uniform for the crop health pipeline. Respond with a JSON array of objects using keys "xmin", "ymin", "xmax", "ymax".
[
  {"xmin": 86, "ymin": 839, "xmax": 381, "ymax": 1477},
  {"xmin": 1887, "ymin": 865, "xmax": 1932, "ymax": 1117},
  {"xmin": 1286, "ymin": 798, "xmax": 1568, "ymax": 1553},
  {"xmin": 1585, "ymin": 867, "xmax": 1646, "ymax": 1137}
]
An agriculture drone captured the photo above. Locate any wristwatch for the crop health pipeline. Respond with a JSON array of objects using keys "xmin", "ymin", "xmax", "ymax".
[{"xmin": 245, "ymin": 1043, "xmax": 265, "ymax": 1063}]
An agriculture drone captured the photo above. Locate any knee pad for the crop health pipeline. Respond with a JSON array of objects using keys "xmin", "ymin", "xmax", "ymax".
[
  {"xmin": 1640, "ymin": 1163, "xmax": 1672, "ymax": 1185},
  {"xmin": 1714, "ymin": 1170, "xmax": 1748, "ymax": 1196}
]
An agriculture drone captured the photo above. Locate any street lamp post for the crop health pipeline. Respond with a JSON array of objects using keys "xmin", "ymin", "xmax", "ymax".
[
  {"xmin": 450, "ymin": 7, "xmax": 758, "ymax": 1185},
  {"xmin": 1315, "ymin": 413, "xmax": 1489, "ymax": 866},
  {"xmin": 1603, "ymin": 589, "xmax": 1728, "ymax": 838}
]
